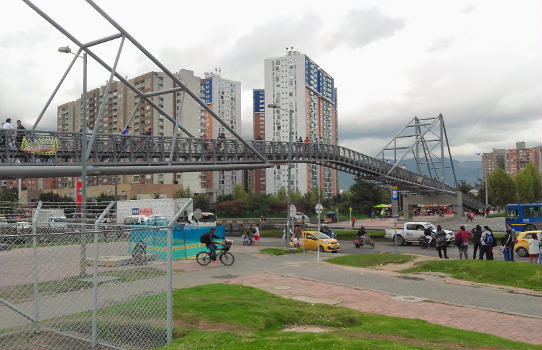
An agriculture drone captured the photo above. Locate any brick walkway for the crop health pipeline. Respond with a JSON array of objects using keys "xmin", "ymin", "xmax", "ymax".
[{"xmin": 228, "ymin": 273, "xmax": 542, "ymax": 345}]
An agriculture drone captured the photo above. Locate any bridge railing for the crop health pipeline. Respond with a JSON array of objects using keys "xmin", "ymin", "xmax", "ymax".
[{"xmin": 1, "ymin": 129, "xmax": 461, "ymax": 194}]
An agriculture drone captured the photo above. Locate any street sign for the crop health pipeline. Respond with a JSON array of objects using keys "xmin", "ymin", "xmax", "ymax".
[
  {"xmin": 392, "ymin": 188, "xmax": 398, "ymax": 200},
  {"xmin": 289, "ymin": 204, "xmax": 296, "ymax": 218},
  {"xmin": 315, "ymin": 203, "xmax": 323, "ymax": 215},
  {"xmin": 193, "ymin": 208, "xmax": 203, "ymax": 220}
]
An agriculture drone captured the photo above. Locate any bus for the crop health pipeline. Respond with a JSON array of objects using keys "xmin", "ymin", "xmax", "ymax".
[{"xmin": 505, "ymin": 203, "xmax": 542, "ymax": 232}]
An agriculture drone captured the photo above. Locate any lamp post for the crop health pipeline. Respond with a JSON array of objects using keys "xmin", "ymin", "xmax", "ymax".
[
  {"xmin": 267, "ymin": 103, "xmax": 293, "ymax": 244},
  {"xmin": 59, "ymin": 46, "xmax": 87, "ymax": 276},
  {"xmin": 476, "ymin": 153, "xmax": 488, "ymax": 207}
]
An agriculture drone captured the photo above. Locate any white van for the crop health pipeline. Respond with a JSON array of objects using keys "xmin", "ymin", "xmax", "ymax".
[
  {"xmin": 123, "ymin": 215, "xmax": 149, "ymax": 225},
  {"xmin": 187, "ymin": 212, "xmax": 216, "ymax": 227}
]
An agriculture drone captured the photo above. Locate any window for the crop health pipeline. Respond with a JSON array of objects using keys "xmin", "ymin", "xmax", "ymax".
[{"xmin": 523, "ymin": 206, "xmax": 540, "ymax": 218}]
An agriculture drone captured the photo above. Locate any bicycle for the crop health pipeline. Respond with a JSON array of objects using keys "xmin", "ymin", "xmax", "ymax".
[{"xmin": 196, "ymin": 239, "xmax": 234, "ymax": 266}]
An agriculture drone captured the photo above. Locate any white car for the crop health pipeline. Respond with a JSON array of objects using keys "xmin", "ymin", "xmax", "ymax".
[
  {"xmin": 384, "ymin": 222, "xmax": 454, "ymax": 245},
  {"xmin": 16, "ymin": 221, "xmax": 31, "ymax": 233}
]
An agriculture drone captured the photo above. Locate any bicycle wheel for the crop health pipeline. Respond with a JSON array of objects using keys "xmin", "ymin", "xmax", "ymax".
[
  {"xmin": 196, "ymin": 251, "xmax": 212, "ymax": 266},
  {"xmin": 219, "ymin": 252, "xmax": 235, "ymax": 266}
]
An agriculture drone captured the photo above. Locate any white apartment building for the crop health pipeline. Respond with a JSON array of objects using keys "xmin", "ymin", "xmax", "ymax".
[
  {"xmin": 200, "ymin": 71, "xmax": 242, "ymax": 200},
  {"xmin": 263, "ymin": 50, "xmax": 338, "ymax": 197}
]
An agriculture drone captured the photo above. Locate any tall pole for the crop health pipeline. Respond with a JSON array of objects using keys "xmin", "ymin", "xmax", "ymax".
[
  {"xmin": 287, "ymin": 109, "xmax": 293, "ymax": 245},
  {"xmin": 484, "ymin": 157, "xmax": 488, "ymax": 207},
  {"xmin": 80, "ymin": 52, "xmax": 88, "ymax": 277}
]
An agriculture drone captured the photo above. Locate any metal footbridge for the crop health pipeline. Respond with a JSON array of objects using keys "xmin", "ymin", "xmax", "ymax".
[{"xmin": 0, "ymin": 130, "xmax": 482, "ymax": 209}]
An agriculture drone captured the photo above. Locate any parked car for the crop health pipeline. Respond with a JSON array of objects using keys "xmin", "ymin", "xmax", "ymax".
[
  {"xmin": 290, "ymin": 230, "xmax": 340, "ymax": 252},
  {"xmin": 514, "ymin": 230, "xmax": 540, "ymax": 257},
  {"xmin": 384, "ymin": 222, "xmax": 454, "ymax": 246}
]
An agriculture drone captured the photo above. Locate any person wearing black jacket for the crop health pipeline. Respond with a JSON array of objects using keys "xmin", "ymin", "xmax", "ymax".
[
  {"xmin": 200, "ymin": 228, "xmax": 221, "ymax": 261},
  {"xmin": 471, "ymin": 225, "xmax": 482, "ymax": 259},
  {"xmin": 501, "ymin": 228, "xmax": 515, "ymax": 261}
]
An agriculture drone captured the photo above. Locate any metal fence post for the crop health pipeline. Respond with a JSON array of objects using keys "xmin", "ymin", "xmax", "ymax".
[
  {"xmin": 92, "ymin": 201, "xmax": 115, "ymax": 348},
  {"xmin": 166, "ymin": 198, "xmax": 193, "ymax": 344},
  {"xmin": 32, "ymin": 201, "xmax": 43, "ymax": 333}
]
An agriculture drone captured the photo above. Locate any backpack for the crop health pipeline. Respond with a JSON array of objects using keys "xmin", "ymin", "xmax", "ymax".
[
  {"xmin": 199, "ymin": 234, "xmax": 208, "ymax": 244},
  {"xmin": 484, "ymin": 232, "xmax": 493, "ymax": 245}
]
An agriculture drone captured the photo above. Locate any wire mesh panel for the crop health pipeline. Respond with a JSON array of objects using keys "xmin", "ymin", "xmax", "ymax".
[{"xmin": 0, "ymin": 202, "xmax": 168, "ymax": 350}]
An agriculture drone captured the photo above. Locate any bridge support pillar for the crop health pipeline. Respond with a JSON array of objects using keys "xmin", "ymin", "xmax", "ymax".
[{"xmin": 401, "ymin": 191, "xmax": 464, "ymax": 218}]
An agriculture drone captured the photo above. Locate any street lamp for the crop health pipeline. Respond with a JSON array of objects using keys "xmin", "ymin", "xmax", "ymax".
[
  {"xmin": 267, "ymin": 103, "xmax": 293, "ymax": 244},
  {"xmin": 475, "ymin": 153, "xmax": 488, "ymax": 207},
  {"xmin": 59, "ymin": 45, "xmax": 88, "ymax": 276}
]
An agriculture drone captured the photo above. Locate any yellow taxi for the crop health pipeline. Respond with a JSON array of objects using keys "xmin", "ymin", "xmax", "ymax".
[
  {"xmin": 290, "ymin": 230, "xmax": 340, "ymax": 252},
  {"xmin": 514, "ymin": 230, "xmax": 540, "ymax": 257}
]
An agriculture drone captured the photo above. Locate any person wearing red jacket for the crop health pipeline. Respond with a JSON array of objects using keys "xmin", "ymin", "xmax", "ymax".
[{"xmin": 455, "ymin": 225, "xmax": 472, "ymax": 260}]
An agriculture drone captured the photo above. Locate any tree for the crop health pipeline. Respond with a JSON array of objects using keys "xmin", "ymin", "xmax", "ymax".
[
  {"xmin": 488, "ymin": 168, "xmax": 516, "ymax": 207},
  {"xmin": 524, "ymin": 163, "xmax": 542, "ymax": 202},
  {"xmin": 173, "ymin": 186, "xmax": 192, "ymax": 199},
  {"xmin": 216, "ymin": 200, "xmax": 248, "ymax": 216},
  {"xmin": 457, "ymin": 180, "xmax": 473, "ymax": 195},
  {"xmin": 232, "ymin": 184, "xmax": 248, "ymax": 202},
  {"xmin": 38, "ymin": 191, "xmax": 73, "ymax": 203},
  {"xmin": 152, "ymin": 193, "xmax": 161, "ymax": 199},
  {"xmin": 276, "ymin": 187, "xmax": 287, "ymax": 201},
  {"xmin": 0, "ymin": 188, "xmax": 18, "ymax": 203},
  {"xmin": 96, "ymin": 193, "xmax": 115, "ymax": 202},
  {"xmin": 515, "ymin": 168, "xmax": 535, "ymax": 203},
  {"xmin": 350, "ymin": 177, "xmax": 389, "ymax": 215},
  {"xmin": 193, "ymin": 193, "xmax": 210, "ymax": 211}
]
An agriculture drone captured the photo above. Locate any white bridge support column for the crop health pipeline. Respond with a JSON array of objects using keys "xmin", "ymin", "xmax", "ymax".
[{"xmin": 402, "ymin": 191, "xmax": 464, "ymax": 218}]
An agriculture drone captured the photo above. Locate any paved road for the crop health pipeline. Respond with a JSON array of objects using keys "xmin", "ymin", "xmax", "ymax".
[
  {"xmin": 257, "ymin": 236, "xmax": 530, "ymax": 262},
  {"xmin": 1, "ymin": 238, "xmax": 540, "ymax": 333}
]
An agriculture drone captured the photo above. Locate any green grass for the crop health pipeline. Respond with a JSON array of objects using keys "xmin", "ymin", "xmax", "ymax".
[
  {"xmin": 326, "ymin": 254, "xmax": 416, "ymax": 268},
  {"xmin": 259, "ymin": 248, "xmax": 305, "ymax": 255},
  {"xmin": 260, "ymin": 229, "xmax": 385, "ymax": 240},
  {"xmin": 158, "ymin": 284, "xmax": 537, "ymax": 350},
  {"xmin": 0, "ymin": 267, "xmax": 165, "ymax": 303},
  {"xmin": 402, "ymin": 260, "xmax": 542, "ymax": 291}
]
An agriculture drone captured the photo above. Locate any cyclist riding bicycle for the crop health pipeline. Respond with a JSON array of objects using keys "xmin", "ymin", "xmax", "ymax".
[{"xmin": 199, "ymin": 228, "xmax": 222, "ymax": 261}]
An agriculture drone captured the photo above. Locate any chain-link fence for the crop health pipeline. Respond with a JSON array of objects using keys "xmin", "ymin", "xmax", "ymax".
[{"xmin": 0, "ymin": 201, "xmax": 182, "ymax": 350}]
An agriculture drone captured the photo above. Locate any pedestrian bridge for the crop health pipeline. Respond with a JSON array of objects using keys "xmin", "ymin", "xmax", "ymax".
[{"xmin": 0, "ymin": 130, "xmax": 482, "ymax": 210}]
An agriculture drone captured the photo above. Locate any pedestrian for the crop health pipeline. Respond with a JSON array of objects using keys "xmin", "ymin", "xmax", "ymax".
[
  {"xmin": 2, "ymin": 118, "xmax": 13, "ymax": 129},
  {"xmin": 528, "ymin": 234, "xmax": 539, "ymax": 264},
  {"xmin": 479, "ymin": 225, "xmax": 493, "ymax": 260},
  {"xmin": 538, "ymin": 237, "xmax": 542, "ymax": 265},
  {"xmin": 501, "ymin": 226, "xmax": 515, "ymax": 262},
  {"xmin": 455, "ymin": 225, "xmax": 472, "ymax": 260},
  {"xmin": 86, "ymin": 122, "xmax": 93, "ymax": 145},
  {"xmin": 304, "ymin": 136, "xmax": 310, "ymax": 143},
  {"xmin": 253, "ymin": 224, "xmax": 260, "ymax": 245},
  {"xmin": 471, "ymin": 225, "xmax": 482, "ymax": 259},
  {"xmin": 505, "ymin": 223, "xmax": 516, "ymax": 261},
  {"xmin": 370, "ymin": 211, "xmax": 375, "ymax": 221},
  {"xmin": 434, "ymin": 225, "xmax": 448, "ymax": 259},
  {"xmin": 15, "ymin": 120, "xmax": 25, "ymax": 148},
  {"xmin": 293, "ymin": 224, "xmax": 302, "ymax": 247},
  {"xmin": 351, "ymin": 217, "xmax": 355, "ymax": 229}
]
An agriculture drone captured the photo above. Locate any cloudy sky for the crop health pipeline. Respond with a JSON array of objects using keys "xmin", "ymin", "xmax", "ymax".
[{"xmin": 1, "ymin": 0, "xmax": 540, "ymax": 161}]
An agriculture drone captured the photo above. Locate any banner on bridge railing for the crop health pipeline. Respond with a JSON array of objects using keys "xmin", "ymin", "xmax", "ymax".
[{"xmin": 20, "ymin": 136, "xmax": 58, "ymax": 155}]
